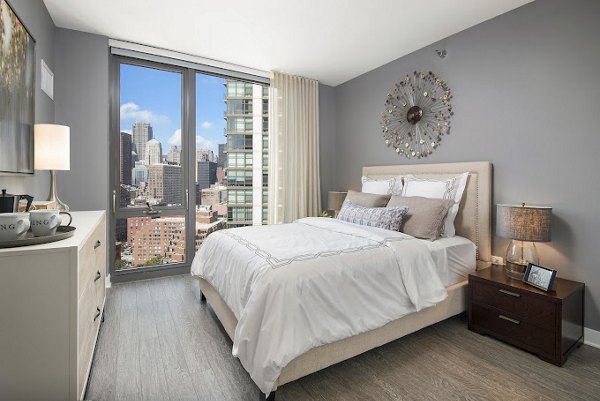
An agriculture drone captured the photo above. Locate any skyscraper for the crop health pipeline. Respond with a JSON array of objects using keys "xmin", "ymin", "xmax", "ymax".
[
  {"xmin": 144, "ymin": 139, "xmax": 162, "ymax": 165},
  {"xmin": 147, "ymin": 163, "xmax": 182, "ymax": 205},
  {"xmin": 120, "ymin": 132, "xmax": 133, "ymax": 185},
  {"xmin": 167, "ymin": 145, "xmax": 181, "ymax": 164},
  {"xmin": 197, "ymin": 160, "xmax": 217, "ymax": 191},
  {"xmin": 132, "ymin": 160, "xmax": 148, "ymax": 186},
  {"xmin": 132, "ymin": 123, "xmax": 153, "ymax": 164},
  {"xmin": 224, "ymin": 80, "xmax": 268, "ymax": 227},
  {"xmin": 217, "ymin": 143, "xmax": 225, "ymax": 168}
]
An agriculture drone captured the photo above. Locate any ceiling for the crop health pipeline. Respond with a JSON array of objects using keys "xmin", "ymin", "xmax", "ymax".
[{"xmin": 44, "ymin": 0, "xmax": 533, "ymax": 86}]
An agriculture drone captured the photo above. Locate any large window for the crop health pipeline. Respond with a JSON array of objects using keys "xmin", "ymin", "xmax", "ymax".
[{"xmin": 111, "ymin": 58, "xmax": 269, "ymax": 279}]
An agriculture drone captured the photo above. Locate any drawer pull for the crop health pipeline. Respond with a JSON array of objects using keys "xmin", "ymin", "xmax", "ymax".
[
  {"xmin": 499, "ymin": 289, "xmax": 521, "ymax": 298},
  {"xmin": 498, "ymin": 314, "xmax": 520, "ymax": 325},
  {"xmin": 94, "ymin": 240, "xmax": 102, "ymax": 249},
  {"xmin": 93, "ymin": 307, "xmax": 101, "ymax": 322},
  {"xmin": 94, "ymin": 271, "xmax": 102, "ymax": 282}
]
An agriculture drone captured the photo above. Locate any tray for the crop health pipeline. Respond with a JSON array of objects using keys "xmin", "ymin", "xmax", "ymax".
[{"xmin": 0, "ymin": 226, "xmax": 76, "ymax": 248}]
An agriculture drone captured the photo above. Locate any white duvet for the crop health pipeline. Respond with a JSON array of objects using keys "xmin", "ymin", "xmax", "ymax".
[{"xmin": 191, "ymin": 217, "xmax": 447, "ymax": 394}]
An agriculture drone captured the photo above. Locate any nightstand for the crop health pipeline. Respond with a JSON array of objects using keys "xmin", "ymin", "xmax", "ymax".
[{"xmin": 468, "ymin": 265, "xmax": 584, "ymax": 366}]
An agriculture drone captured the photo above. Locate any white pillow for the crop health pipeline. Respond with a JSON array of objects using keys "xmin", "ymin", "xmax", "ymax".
[
  {"xmin": 361, "ymin": 176, "xmax": 403, "ymax": 195},
  {"xmin": 401, "ymin": 172, "xmax": 469, "ymax": 237}
]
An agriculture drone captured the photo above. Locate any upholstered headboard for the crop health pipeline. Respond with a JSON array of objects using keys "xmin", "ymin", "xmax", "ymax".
[{"xmin": 362, "ymin": 161, "xmax": 492, "ymax": 269}]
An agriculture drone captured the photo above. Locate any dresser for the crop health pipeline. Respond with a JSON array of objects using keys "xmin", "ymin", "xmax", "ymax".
[
  {"xmin": 468, "ymin": 265, "xmax": 584, "ymax": 366},
  {"xmin": 0, "ymin": 211, "xmax": 107, "ymax": 401}
]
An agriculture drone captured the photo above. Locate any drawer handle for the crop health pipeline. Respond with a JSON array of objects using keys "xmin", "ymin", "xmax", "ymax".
[
  {"xmin": 499, "ymin": 289, "xmax": 521, "ymax": 298},
  {"xmin": 498, "ymin": 314, "xmax": 520, "ymax": 325},
  {"xmin": 93, "ymin": 307, "xmax": 101, "ymax": 322},
  {"xmin": 94, "ymin": 240, "xmax": 102, "ymax": 249},
  {"xmin": 94, "ymin": 271, "xmax": 102, "ymax": 282}
]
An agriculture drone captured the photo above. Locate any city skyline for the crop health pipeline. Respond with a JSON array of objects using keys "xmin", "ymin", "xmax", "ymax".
[{"xmin": 120, "ymin": 65, "xmax": 227, "ymax": 154}]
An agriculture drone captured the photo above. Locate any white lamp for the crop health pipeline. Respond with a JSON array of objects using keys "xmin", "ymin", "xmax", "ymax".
[{"xmin": 34, "ymin": 124, "xmax": 71, "ymax": 211}]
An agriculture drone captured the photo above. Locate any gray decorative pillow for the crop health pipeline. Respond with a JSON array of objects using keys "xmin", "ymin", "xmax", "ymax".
[
  {"xmin": 387, "ymin": 196, "xmax": 454, "ymax": 240},
  {"xmin": 344, "ymin": 190, "xmax": 391, "ymax": 208},
  {"xmin": 337, "ymin": 201, "xmax": 408, "ymax": 231}
]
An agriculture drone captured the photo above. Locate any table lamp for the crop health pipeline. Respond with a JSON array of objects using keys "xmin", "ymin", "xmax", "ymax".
[
  {"xmin": 34, "ymin": 124, "xmax": 71, "ymax": 211},
  {"xmin": 327, "ymin": 191, "xmax": 347, "ymax": 217},
  {"xmin": 496, "ymin": 203, "xmax": 552, "ymax": 279}
]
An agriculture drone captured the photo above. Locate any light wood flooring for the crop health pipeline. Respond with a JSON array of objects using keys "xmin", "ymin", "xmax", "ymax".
[{"xmin": 86, "ymin": 275, "xmax": 600, "ymax": 401}]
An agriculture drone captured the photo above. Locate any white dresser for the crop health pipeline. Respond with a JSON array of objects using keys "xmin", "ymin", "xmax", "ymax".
[{"xmin": 0, "ymin": 211, "xmax": 107, "ymax": 401}]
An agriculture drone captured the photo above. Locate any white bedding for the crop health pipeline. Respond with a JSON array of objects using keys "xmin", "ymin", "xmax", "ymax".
[
  {"xmin": 191, "ymin": 217, "xmax": 448, "ymax": 394},
  {"xmin": 422, "ymin": 236, "xmax": 477, "ymax": 287}
]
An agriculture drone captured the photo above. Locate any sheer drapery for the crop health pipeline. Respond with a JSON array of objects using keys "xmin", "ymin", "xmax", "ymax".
[{"xmin": 268, "ymin": 71, "xmax": 321, "ymax": 224}]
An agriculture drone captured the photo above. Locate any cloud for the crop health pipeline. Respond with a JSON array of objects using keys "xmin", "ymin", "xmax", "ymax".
[
  {"xmin": 168, "ymin": 129, "xmax": 181, "ymax": 146},
  {"xmin": 167, "ymin": 129, "xmax": 219, "ymax": 154},
  {"xmin": 196, "ymin": 135, "xmax": 218, "ymax": 154},
  {"xmin": 120, "ymin": 102, "xmax": 169, "ymax": 124},
  {"xmin": 201, "ymin": 121, "xmax": 212, "ymax": 130}
]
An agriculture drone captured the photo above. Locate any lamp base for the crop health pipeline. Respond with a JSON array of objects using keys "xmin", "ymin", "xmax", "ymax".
[
  {"xmin": 504, "ymin": 240, "xmax": 538, "ymax": 279},
  {"xmin": 48, "ymin": 170, "xmax": 70, "ymax": 212}
]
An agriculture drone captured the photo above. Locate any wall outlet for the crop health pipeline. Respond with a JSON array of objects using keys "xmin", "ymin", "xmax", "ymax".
[{"xmin": 491, "ymin": 255, "xmax": 504, "ymax": 265}]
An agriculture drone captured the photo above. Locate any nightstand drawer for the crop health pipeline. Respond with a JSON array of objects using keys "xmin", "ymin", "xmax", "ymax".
[
  {"xmin": 471, "ymin": 280, "xmax": 556, "ymax": 329},
  {"xmin": 471, "ymin": 303, "xmax": 556, "ymax": 354}
]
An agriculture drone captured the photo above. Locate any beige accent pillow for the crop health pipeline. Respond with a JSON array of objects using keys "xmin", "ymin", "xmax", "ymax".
[
  {"xmin": 387, "ymin": 196, "xmax": 454, "ymax": 240},
  {"xmin": 344, "ymin": 190, "xmax": 391, "ymax": 208}
]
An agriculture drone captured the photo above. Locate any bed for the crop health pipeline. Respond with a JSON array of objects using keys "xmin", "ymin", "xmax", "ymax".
[{"xmin": 192, "ymin": 161, "xmax": 492, "ymax": 400}]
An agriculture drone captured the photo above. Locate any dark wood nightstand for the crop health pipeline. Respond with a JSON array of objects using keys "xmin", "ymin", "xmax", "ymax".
[{"xmin": 468, "ymin": 265, "xmax": 584, "ymax": 366}]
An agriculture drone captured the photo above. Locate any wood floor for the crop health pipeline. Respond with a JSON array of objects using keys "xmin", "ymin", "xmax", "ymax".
[{"xmin": 86, "ymin": 275, "xmax": 600, "ymax": 401}]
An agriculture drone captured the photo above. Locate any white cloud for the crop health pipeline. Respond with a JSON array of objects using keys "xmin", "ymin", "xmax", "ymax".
[
  {"xmin": 196, "ymin": 135, "xmax": 218, "ymax": 154},
  {"xmin": 120, "ymin": 102, "xmax": 169, "ymax": 124},
  {"xmin": 167, "ymin": 129, "xmax": 219, "ymax": 153},
  {"xmin": 168, "ymin": 129, "xmax": 181, "ymax": 146},
  {"xmin": 201, "ymin": 121, "xmax": 212, "ymax": 130}
]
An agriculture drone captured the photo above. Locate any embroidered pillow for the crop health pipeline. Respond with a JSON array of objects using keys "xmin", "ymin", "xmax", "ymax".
[
  {"xmin": 337, "ymin": 201, "xmax": 408, "ymax": 231},
  {"xmin": 361, "ymin": 176, "xmax": 403, "ymax": 195}
]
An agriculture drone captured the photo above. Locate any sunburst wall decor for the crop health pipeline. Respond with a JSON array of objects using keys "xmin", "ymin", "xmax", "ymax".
[{"xmin": 380, "ymin": 71, "xmax": 453, "ymax": 159}]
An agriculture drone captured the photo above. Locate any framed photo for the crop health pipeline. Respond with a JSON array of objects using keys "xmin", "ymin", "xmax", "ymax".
[
  {"xmin": 0, "ymin": 0, "xmax": 36, "ymax": 174},
  {"xmin": 523, "ymin": 263, "xmax": 557, "ymax": 292}
]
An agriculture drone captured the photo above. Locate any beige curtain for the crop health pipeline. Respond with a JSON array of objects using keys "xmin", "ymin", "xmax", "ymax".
[{"xmin": 268, "ymin": 71, "xmax": 321, "ymax": 224}]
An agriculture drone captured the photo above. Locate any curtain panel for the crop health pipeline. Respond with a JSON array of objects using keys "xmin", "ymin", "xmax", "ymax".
[{"xmin": 268, "ymin": 71, "xmax": 321, "ymax": 224}]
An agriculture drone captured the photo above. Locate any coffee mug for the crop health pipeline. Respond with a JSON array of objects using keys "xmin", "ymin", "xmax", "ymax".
[
  {"xmin": 0, "ymin": 213, "xmax": 31, "ymax": 241},
  {"xmin": 30, "ymin": 210, "xmax": 72, "ymax": 237}
]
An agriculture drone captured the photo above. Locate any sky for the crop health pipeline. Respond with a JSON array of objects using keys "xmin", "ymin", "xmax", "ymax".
[{"xmin": 119, "ymin": 64, "xmax": 226, "ymax": 155}]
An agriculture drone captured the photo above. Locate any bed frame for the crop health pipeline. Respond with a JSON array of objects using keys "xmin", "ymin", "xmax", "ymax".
[{"xmin": 196, "ymin": 161, "xmax": 492, "ymax": 400}]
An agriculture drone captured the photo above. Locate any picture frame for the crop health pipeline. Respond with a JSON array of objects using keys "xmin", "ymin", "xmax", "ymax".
[
  {"xmin": 0, "ymin": 0, "xmax": 36, "ymax": 174},
  {"xmin": 523, "ymin": 263, "xmax": 557, "ymax": 292}
]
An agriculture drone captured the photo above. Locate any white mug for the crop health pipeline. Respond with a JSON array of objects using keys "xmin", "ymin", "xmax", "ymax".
[
  {"xmin": 30, "ymin": 210, "xmax": 72, "ymax": 237},
  {"xmin": 0, "ymin": 213, "xmax": 31, "ymax": 241}
]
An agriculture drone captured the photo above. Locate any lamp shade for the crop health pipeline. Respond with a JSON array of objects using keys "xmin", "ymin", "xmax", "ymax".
[
  {"xmin": 327, "ymin": 191, "xmax": 347, "ymax": 211},
  {"xmin": 496, "ymin": 204, "xmax": 552, "ymax": 242},
  {"xmin": 34, "ymin": 124, "xmax": 70, "ymax": 170}
]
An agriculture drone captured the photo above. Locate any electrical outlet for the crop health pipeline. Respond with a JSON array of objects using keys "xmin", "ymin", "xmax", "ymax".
[{"xmin": 491, "ymin": 255, "xmax": 504, "ymax": 265}]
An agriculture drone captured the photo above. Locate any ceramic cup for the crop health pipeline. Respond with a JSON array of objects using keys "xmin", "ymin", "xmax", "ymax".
[
  {"xmin": 29, "ymin": 210, "xmax": 72, "ymax": 237},
  {"xmin": 0, "ymin": 213, "xmax": 31, "ymax": 241}
]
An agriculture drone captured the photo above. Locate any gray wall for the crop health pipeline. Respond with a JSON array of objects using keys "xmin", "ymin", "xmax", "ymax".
[
  {"xmin": 333, "ymin": 0, "xmax": 600, "ymax": 330},
  {"xmin": 319, "ymin": 84, "xmax": 337, "ymax": 209},
  {"xmin": 54, "ymin": 29, "xmax": 109, "ymax": 211},
  {"xmin": 0, "ymin": 0, "xmax": 55, "ymax": 200}
]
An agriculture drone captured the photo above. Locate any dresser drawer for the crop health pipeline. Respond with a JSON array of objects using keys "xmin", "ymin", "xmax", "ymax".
[
  {"xmin": 78, "ymin": 222, "xmax": 105, "ymax": 300},
  {"xmin": 471, "ymin": 302, "xmax": 556, "ymax": 355},
  {"xmin": 471, "ymin": 280, "xmax": 556, "ymax": 329}
]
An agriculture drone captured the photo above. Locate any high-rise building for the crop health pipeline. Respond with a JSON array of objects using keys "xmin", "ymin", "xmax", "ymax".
[
  {"xmin": 196, "ymin": 149, "xmax": 216, "ymax": 163},
  {"xmin": 132, "ymin": 123, "xmax": 153, "ymax": 164},
  {"xmin": 197, "ymin": 160, "xmax": 217, "ymax": 191},
  {"xmin": 132, "ymin": 160, "xmax": 148, "ymax": 186},
  {"xmin": 201, "ymin": 185, "xmax": 227, "ymax": 206},
  {"xmin": 224, "ymin": 80, "xmax": 268, "ymax": 227},
  {"xmin": 127, "ymin": 216, "xmax": 186, "ymax": 266},
  {"xmin": 144, "ymin": 139, "xmax": 162, "ymax": 165},
  {"xmin": 167, "ymin": 145, "xmax": 181, "ymax": 164},
  {"xmin": 147, "ymin": 163, "xmax": 182, "ymax": 205},
  {"xmin": 194, "ymin": 205, "xmax": 226, "ymax": 252},
  {"xmin": 217, "ymin": 143, "xmax": 226, "ymax": 168},
  {"xmin": 120, "ymin": 132, "xmax": 133, "ymax": 185}
]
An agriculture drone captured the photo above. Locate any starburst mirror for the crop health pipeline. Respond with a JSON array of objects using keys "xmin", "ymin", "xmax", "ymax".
[{"xmin": 381, "ymin": 71, "xmax": 453, "ymax": 159}]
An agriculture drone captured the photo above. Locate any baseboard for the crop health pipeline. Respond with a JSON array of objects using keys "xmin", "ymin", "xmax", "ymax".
[{"xmin": 584, "ymin": 327, "xmax": 600, "ymax": 349}]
